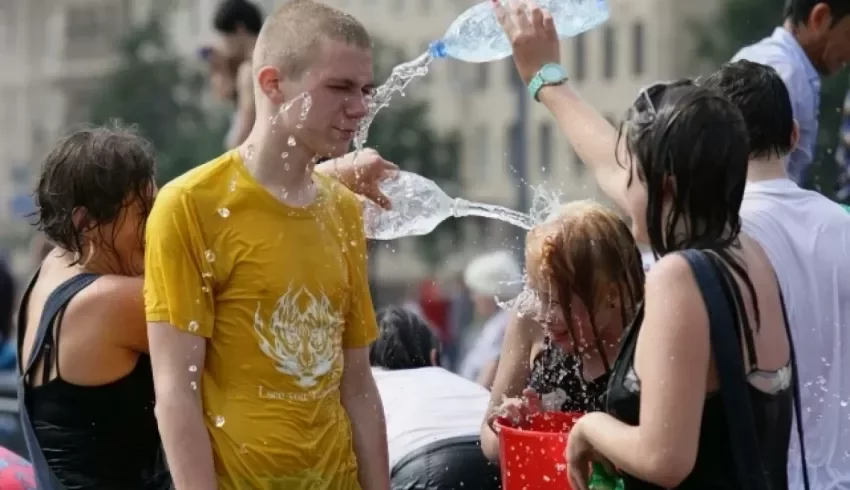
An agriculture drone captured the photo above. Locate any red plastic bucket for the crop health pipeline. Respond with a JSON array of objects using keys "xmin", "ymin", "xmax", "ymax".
[{"xmin": 495, "ymin": 411, "xmax": 583, "ymax": 490}]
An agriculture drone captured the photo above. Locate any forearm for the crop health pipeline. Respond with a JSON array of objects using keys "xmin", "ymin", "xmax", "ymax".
[
  {"xmin": 155, "ymin": 395, "xmax": 218, "ymax": 490},
  {"xmin": 579, "ymin": 412, "xmax": 686, "ymax": 487},
  {"xmin": 480, "ymin": 421, "xmax": 500, "ymax": 461},
  {"xmin": 344, "ymin": 384, "xmax": 390, "ymax": 490}
]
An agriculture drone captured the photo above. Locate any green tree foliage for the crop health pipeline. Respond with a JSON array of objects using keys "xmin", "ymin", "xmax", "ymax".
[
  {"xmin": 693, "ymin": 0, "xmax": 847, "ymax": 198},
  {"xmin": 88, "ymin": 13, "xmax": 228, "ymax": 185},
  {"xmin": 367, "ymin": 40, "xmax": 463, "ymax": 267}
]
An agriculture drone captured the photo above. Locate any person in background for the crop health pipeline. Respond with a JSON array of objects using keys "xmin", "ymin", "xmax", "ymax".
[
  {"xmin": 457, "ymin": 250, "xmax": 523, "ymax": 388},
  {"xmin": 480, "ymin": 200, "xmax": 644, "ymax": 462},
  {"xmin": 199, "ymin": 42, "xmax": 241, "ymax": 105},
  {"xmin": 733, "ymin": 0, "xmax": 850, "ymax": 188},
  {"xmin": 371, "ymin": 306, "xmax": 500, "ymax": 490},
  {"xmin": 703, "ymin": 59, "xmax": 850, "ymax": 490},
  {"xmin": 213, "ymin": 0, "xmax": 264, "ymax": 149}
]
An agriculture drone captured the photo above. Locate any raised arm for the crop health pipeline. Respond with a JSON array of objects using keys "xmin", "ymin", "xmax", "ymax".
[
  {"xmin": 144, "ymin": 185, "xmax": 218, "ymax": 490},
  {"xmin": 493, "ymin": 0, "xmax": 631, "ymax": 212}
]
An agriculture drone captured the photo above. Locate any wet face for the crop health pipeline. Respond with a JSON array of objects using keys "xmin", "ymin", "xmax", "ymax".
[{"xmin": 280, "ymin": 40, "xmax": 373, "ymax": 157}]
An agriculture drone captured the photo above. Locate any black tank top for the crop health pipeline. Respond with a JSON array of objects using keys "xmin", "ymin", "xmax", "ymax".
[
  {"xmin": 16, "ymin": 271, "xmax": 171, "ymax": 490},
  {"xmin": 527, "ymin": 337, "xmax": 609, "ymax": 413},
  {"xmin": 605, "ymin": 250, "xmax": 793, "ymax": 489}
]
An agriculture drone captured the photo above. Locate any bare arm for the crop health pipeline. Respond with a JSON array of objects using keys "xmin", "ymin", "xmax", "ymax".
[
  {"xmin": 480, "ymin": 312, "xmax": 540, "ymax": 460},
  {"xmin": 574, "ymin": 255, "xmax": 708, "ymax": 487},
  {"xmin": 148, "ymin": 322, "xmax": 217, "ymax": 490},
  {"xmin": 341, "ymin": 346, "xmax": 390, "ymax": 490},
  {"xmin": 226, "ymin": 63, "xmax": 255, "ymax": 149},
  {"xmin": 537, "ymin": 84, "xmax": 630, "ymax": 212}
]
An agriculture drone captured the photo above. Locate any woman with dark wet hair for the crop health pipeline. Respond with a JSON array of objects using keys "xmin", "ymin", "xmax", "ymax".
[
  {"xmin": 17, "ymin": 124, "xmax": 170, "ymax": 489},
  {"xmin": 496, "ymin": 3, "xmax": 800, "ymax": 489}
]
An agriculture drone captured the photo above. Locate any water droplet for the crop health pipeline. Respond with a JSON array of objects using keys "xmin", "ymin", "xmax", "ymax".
[
  {"xmin": 202, "ymin": 272, "xmax": 214, "ymax": 280},
  {"xmin": 189, "ymin": 365, "xmax": 198, "ymax": 373},
  {"xmin": 215, "ymin": 415, "xmax": 226, "ymax": 428},
  {"xmin": 296, "ymin": 123, "xmax": 303, "ymax": 130},
  {"xmin": 287, "ymin": 136, "xmax": 296, "ymax": 147},
  {"xmin": 245, "ymin": 144, "xmax": 256, "ymax": 160},
  {"xmin": 204, "ymin": 250, "xmax": 216, "ymax": 262},
  {"xmin": 229, "ymin": 178, "xmax": 237, "ymax": 192},
  {"xmin": 217, "ymin": 208, "xmax": 231, "ymax": 218},
  {"xmin": 188, "ymin": 321, "xmax": 199, "ymax": 332},
  {"xmin": 190, "ymin": 381, "xmax": 198, "ymax": 390},
  {"xmin": 281, "ymin": 152, "xmax": 289, "ymax": 159},
  {"xmin": 201, "ymin": 285, "xmax": 210, "ymax": 293}
]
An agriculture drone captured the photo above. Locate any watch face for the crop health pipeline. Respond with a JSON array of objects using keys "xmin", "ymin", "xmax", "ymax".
[{"xmin": 541, "ymin": 64, "xmax": 565, "ymax": 82}]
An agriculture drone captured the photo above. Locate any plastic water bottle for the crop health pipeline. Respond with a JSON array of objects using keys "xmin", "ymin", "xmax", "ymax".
[
  {"xmin": 428, "ymin": 0, "xmax": 609, "ymax": 63},
  {"xmin": 363, "ymin": 171, "xmax": 534, "ymax": 240},
  {"xmin": 363, "ymin": 171, "xmax": 470, "ymax": 240}
]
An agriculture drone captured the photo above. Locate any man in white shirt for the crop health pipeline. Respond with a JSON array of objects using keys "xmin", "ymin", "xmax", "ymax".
[
  {"xmin": 703, "ymin": 60, "xmax": 850, "ymax": 490},
  {"xmin": 370, "ymin": 306, "xmax": 501, "ymax": 490}
]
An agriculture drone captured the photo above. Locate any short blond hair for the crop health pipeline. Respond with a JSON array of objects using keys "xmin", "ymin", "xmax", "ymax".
[{"xmin": 253, "ymin": 0, "xmax": 372, "ymax": 79}]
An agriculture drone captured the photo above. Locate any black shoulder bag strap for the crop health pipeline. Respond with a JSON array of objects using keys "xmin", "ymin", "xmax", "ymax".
[{"xmin": 679, "ymin": 249, "xmax": 768, "ymax": 490}]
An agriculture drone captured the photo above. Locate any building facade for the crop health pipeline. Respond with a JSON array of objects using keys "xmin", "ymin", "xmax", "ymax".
[{"xmin": 0, "ymin": 0, "xmax": 716, "ymax": 280}]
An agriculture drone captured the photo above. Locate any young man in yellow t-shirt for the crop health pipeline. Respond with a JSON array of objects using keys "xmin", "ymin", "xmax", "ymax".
[{"xmin": 144, "ymin": 2, "xmax": 390, "ymax": 489}]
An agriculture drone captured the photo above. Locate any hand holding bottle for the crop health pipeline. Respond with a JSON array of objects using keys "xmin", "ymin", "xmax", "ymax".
[{"xmin": 491, "ymin": 0, "xmax": 562, "ymax": 84}]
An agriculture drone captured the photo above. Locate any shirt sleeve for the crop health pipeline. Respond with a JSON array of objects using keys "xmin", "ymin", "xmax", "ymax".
[
  {"xmin": 144, "ymin": 185, "xmax": 216, "ymax": 338},
  {"xmin": 339, "ymin": 191, "xmax": 378, "ymax": 349}
]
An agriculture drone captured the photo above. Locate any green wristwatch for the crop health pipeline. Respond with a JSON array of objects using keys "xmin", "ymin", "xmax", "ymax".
[{"xmin": 528, "ymin": 63, "xmax": 568, "ymax": 101}]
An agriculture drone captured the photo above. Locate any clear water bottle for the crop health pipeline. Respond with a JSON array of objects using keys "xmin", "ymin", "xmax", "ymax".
[
  {"xmin": 363, "ymin": 171, "xmax": 534, "ymax": 240},
  {"xmin": 363, "ymin": 171, "xmax": 467, "ymax": 240},
  {"xmin": 428, "ymin": 0, "xmax": 609, "ymax": 63}
]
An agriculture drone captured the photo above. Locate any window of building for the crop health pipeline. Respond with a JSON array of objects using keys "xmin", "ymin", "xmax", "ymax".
[
  {"xmin": 603, "ymin": 25, "xmax": 615, "ymax": 80},
  {"xmin": 539, "ymin": 122, "xmax": 552, "ymax": 175},
  {"xmin": 573, "ymin": 33, "xmax": 586, "ymax": 81},
  {"xmin": 632, "ymin": 21, "xmax": 645, "ymax": 76}
]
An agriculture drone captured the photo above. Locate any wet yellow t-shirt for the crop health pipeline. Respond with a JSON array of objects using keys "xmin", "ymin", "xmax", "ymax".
[{"xmin": 144, "ymin": 150, "xmax": 378, "ymax": 490}]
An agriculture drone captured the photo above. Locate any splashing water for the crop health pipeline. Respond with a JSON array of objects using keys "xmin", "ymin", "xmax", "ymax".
[
  {"xmin": 494, "ymin": 185, "xmax": 568, "ymax": 317},
  {"xmin": 353, "ymin": 51, "xmax": 433, "ymax": 150},
  {"xmin": 271, "ymin": 92, "xmax": 313, "ymax": 127}
]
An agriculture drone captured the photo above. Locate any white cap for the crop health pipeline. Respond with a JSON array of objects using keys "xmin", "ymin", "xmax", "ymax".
[{"xmin": 463, "ymin": 250, "xmax": 523, "ymax": 300}]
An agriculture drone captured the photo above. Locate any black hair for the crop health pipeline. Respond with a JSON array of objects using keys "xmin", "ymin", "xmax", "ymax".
[
  {"xmin": 701, "ymin": 60, "xmax": 795, "ymax": 160},
  {"xmin": 213, "ymin": 0, "xmax": 264, "ymax": 36},
  {"xmin": 32, "ymin": 123, "xmax": 156, "ymax": 270},
  {"xmin": 370, "ymin": 306, "xmax": 441, "ymax": 370},
  {"xmin": 617, "ymin": 81, "xmax": 760, "ymax": 325},
  {"xmin": 785, "ymin": 0, "xmax": 850, "ymax": 25}
]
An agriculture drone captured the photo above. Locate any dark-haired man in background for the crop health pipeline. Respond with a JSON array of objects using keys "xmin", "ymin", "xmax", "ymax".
[
  {"xmin": 703, "ymin": 59, "xmax": 850, "ymax": 490},
  {"xmin": 733, "ymin": 0, "xmax": 850, "ymax": 188},
  {"xmin": 213, "ymin": 0, "xmax": 264, "ymax": 148}
]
